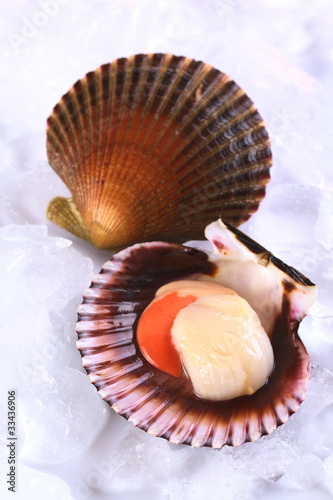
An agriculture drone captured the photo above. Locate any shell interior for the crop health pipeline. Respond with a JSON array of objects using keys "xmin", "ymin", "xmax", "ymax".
[{"xmin": 76, "ymin": 220, "xmax": 316, "ymax": 448}]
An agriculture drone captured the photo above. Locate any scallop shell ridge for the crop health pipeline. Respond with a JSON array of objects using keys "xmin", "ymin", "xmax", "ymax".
[{"xmin": 47, "ymin": 53, "xmax": 272, "ymax": 249}]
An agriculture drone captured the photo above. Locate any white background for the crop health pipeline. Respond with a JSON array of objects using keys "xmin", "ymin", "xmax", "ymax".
[{"xmin": 1, "ymin": 1, "xmax": 333, "ymax": 499}]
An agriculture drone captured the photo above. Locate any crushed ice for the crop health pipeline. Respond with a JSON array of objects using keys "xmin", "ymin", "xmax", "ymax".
[{"xmin": 1, "ymin": 0, "xmax": 333, "ymax": 499}]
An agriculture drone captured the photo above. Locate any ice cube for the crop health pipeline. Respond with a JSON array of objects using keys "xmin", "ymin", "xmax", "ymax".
[{"xmin": 0, "ymin": 463, "xmax": 72, "ymax": 500}]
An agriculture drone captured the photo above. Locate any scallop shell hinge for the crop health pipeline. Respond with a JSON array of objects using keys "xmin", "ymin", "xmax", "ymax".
[{"xmin": 46, "ymin": 53, "xmax": 272, "ymax": 249}]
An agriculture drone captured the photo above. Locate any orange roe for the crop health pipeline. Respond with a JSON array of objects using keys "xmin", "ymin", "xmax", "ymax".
[{"xmin": 137, "ymin": 291, "xmax": 197, "ymax": 377}]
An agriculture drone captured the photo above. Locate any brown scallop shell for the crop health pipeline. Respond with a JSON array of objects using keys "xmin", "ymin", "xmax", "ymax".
[
  {"xmin": 47, "ymin": 53, "xmax": 272, "ymax": 250},
  {"xmin": 76, "ymin": 220, "xmax": 316, "ymax": 448}
]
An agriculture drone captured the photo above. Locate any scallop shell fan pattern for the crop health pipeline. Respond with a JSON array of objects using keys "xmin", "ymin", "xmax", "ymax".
[{"xmin": 47, "ymin": 53, "xmax": 272, "ymax": 249}]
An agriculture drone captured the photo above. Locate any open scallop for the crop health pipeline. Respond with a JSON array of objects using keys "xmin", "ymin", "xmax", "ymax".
[{"xmin": 76, "ymin": 220, "xmax": 317, "ymax": 448}]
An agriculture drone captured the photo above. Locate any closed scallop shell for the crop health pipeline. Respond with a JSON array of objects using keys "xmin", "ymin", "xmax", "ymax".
[
  {"xmin": 47, "ymin": 53, "xmax": 272, "ymax": 250},
  {"xmin": 76, "ymin": 220, "xmax": 316, "ymax": 448}
]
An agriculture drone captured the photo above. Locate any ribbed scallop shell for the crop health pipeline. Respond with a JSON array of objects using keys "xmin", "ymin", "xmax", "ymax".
[
  {"xmin": 76, "ymin": 221, "xmax": 316, "ymax": 448},
  {"xmin": 47, "ymin": 53, "xmax": 272, "ymax": 250}
]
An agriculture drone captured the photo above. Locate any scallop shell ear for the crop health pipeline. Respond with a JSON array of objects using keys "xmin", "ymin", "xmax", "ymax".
[
  {"xmin": 47, "ymin": 53, "xmax": 272, "ymax": 249},
  {"xmin": 46, "ymin": 197, "xmax": 90, "ymax": 243}
]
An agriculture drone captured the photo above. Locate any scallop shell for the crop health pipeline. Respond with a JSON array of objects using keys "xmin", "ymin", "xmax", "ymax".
[
  {"xmin": 47, "ymin": 53, "xmax": 272, "ymax": 250},
  {"xmin": 76, "ymin": 220, "xmax": 317, "ymax": 448}
]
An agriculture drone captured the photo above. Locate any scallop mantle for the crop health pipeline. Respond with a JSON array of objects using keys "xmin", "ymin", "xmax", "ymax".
[{"xmin": 76, "ymin": 220, "xmax": 317, "ymax": 448}]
